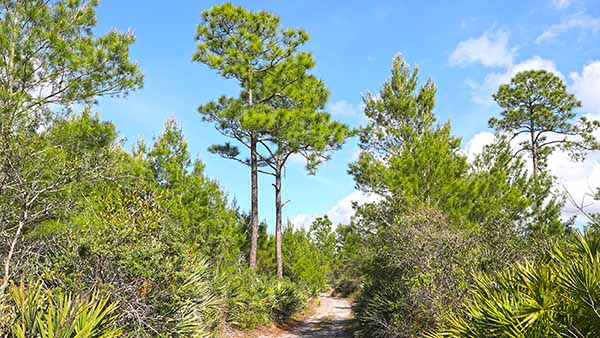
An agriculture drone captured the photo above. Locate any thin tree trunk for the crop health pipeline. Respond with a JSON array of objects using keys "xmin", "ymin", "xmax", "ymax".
[
  {"xmin": 275, "ymin": 168, "xmax": 283, "ymax": 279},
  {"xmin": 249, "ymin": 134, "xmax": 259, "ymax": 269},
  {"xmin": 248, "ymin": 89, "xmax": 259, "ymax": 270},
  {"xmin": 2, "ymin": 211, "xmax": 26, "ymax": 289},
  {"xmin": 530, "ymin": 129, "xmax": 538, "ymax": 178},
  {"xmin": 530, "ymin": 122, "xmax": 542, "ymax": 234}
]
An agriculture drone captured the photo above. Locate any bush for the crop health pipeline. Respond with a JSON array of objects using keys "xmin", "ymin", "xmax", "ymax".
[
  {"xmin": 221, "ymin": 267, "xmax": 308, "ymax": 330},
  {"xmin": 171, "ymin": 259, "xmax": 226, "ymax": 338},
  {"xmin": 0, "ymin": 281, "xmax": 121, "ymax": 338},
  {"xmin": 282, "ymin": 224, "xmax": 330, "ymax": 295},
  {"xmin": 353, "ymin": 207, "xmax": 476, "ymax": 338},
  {"xmin": 331, "ymin": 223, "xmax": 363, "ymax": 298},
  {"xmin": 222, "ymin": 269, "xmax": 275, "ymax": 329},
  {"xmin": 271, "ymin": 280, "xmax": 308, "ymax": 322},
  {"xmin": 434, "ymin": 231, "xmax": 600, "ymax": 337}
]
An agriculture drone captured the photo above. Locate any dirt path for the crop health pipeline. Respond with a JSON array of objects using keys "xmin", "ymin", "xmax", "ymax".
[{"xmin": 258, "ymin": 293, "xmax": 353, "ymax": 338}]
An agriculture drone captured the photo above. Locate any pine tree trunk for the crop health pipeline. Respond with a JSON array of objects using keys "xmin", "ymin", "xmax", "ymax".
[
  {"xmin": 275, "ymin": 169, "xmax": 283, "ymax": 279},
  {"xmin": 530, "ymin": 129, "xmax": 538, "ymax": 178},
  {"xmin": 248, "ymin": 89, "xmax": 259, "ymax": 270}
]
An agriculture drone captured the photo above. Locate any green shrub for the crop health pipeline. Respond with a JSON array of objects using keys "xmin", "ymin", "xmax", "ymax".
[
  {"xmin": 353, "ymin": 208, "xmax": 476, "ymax": 338},
  {"xmin": 221, "ymin": 267, "xmax": 308, "ymax": 330},
  {"xmin": 271, "ymin": 280, "xmax": 307, "ymax": 322},
  {"xmin": 282, "ymin": 225, "xmax": 330, "ymax": 295},
  {"xmin": 171, "ymin": 259, "xmax": 226, "ymax": 338},
  {"xmin": 433, "ymin": 231, "xmax": 600, "ymax": 337},
  {"xmin": 0, "ymin": 281, "xmax": 121, "ymax": 338},
  {"xmin": 222, "ymin": 268, "xmax": 276, "ymax": 329}
]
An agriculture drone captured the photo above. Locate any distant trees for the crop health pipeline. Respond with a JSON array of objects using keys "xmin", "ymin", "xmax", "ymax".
[{"xmin": 195, "ymin": 3, "xmax": 348, "ymax": 277}]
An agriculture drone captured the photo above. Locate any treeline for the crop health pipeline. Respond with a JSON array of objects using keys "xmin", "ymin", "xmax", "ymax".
[
  {"xmin": 333, "ymin": 56, "xmax": 600, "ymax": 336},
  {"xmin": 0, "ymin": 1, "xmax": 339, "ymax": 337}
]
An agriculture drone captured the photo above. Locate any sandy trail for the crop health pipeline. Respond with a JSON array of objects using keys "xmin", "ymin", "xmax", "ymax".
[{"xmin": 258, "ymin": 293, "xmax": 353, "ymax": 338}]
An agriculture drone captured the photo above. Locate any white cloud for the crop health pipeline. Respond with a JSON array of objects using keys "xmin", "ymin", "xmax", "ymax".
[
  {"xmin": 472, "ymin": 56, "xmax": 562, "ymax": 105},
  {"xmin": 290, "ymin": 214, "xmax": 315, "ymax": 229},
  {"xmin": 329, "ymin": 100, "xmax": 362, "ymax": 117},
  {"xmin": 291, "ymin": 191, "xmax": 380, "ymax": 229},
  {"xmin": 570, "ymin": 61, "xmax": 600, "ymax": 117},
  {"xmin": 450, "ymin": 30, "xmax": 515, "ymax": 68},
  {"xmin": 536, "ymin": 14, "xmax": 600, "ymax": 44},
  {"xmin": 463, "ymin": 131, "xmax": 495, "ymax": 163},
  {"xmin": 552, "ymin": 0, "xmax": 573, "ymax": 9}
]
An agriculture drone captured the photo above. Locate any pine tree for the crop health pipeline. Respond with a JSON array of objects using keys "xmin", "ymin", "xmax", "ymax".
[{"xmin": 194, "ymin": 3, "xmax": 311, "ymax": 269}]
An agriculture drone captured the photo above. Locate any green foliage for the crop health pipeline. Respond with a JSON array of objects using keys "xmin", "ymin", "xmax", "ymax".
[
  {"xmin": 221, "ymin": 268, "xmax": 307, "ymax": 329},
  {"xmin": 9, "ymin": 117, "xmax": 313, "ymax": 336},
  {"xmin": 37, "ymin": 120, "xmax": 243, "ymax": 335},
  {"xmin": 283, "ymin": 223, "xmax": 330, "ymax": 294},
  {"xmin": 0, "ymin": 0, "xmax": 142, "ymax": 289},
  {"xmin": 0, "ymin": 0, "xmax": 143, "ymax": 130},
  {"xmin": 434, "ymin": 231, "xmax": 600, "ymax": 337},
  {"xmin": 357, "ymin": 53, "xmax": 436, "ymax": 156},
  {"xmin": 465, "ymin": 137, "xmax": 565, "ymax": 236},
  {"xmin": 0, "ymin": 281, "xmax": 120, "ymax": 338},
  {"xmin": 0, "ymin": 110, "xmax": 120, "ymax": 287},
  {"xmin": 344, "ymin": 55, "xmax": 548, "ymax": 337},
  {"xmin": 171, "ymin": 259, "xmax": 225, "ymax": 338},
  {"xmin": 194, "ymin": 2, "xmax": 308, "ymax": 83},
  {"xmin": 309, "ymin": 216, "xmax": 336, "ymax": 266},
  {"xmin": 331, "ymin": 223, "xmax": 364, "ymax": 297},
  {"xmin": 349, "ymin": 55, "xmax": 467, "ymax": 216},
  {"xmin": 353, "ymin": 208, "xmax": 477, "ymax": 338}
]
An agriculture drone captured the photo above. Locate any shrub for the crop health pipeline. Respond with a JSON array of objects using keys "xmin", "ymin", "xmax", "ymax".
[
  {"xmin": 221, "ymin": 267, "xmax": 308, "ymax": 330},
  {"xmin": 354, "ymin": 207, "xmax": 476, "ymax": 338},
  {"xmin": 433, "ymin": 231, "xmax": 600, "ymax": 337},
  {"xmin": 271, "ymin": 280, "xmax": 307, "ymax": 322},
  {"xmin": 222, "ymin": 268, "xmax": 276, "ymax": 329},
  {"xmin": 171, "ymin": 259, "xmax": 226, "ymax": 338},
  {"xmin": 0, "ymin": 281, "xmax": 121, "ymax": 338},
  {"xmin": 282, "ymin": 225, "xmax": 330, "ymax": 295}
]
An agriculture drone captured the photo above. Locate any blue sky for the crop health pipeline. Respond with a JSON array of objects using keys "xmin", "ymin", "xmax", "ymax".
[{"xmin": 94, "ymin": 0, "xmax": 600, "ymax": 231}]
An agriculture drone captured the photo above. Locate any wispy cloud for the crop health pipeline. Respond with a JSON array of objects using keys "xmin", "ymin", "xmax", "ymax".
[
  {"xmin": 449, "ymin": 30, "xmax": 515, "ymax": 68},
  {"xmin": 329, "ymin": 100, "xmax": 362, "ymax": 117},
  {"xmin": 536, "ymin": 13, "xmax": 600, "ymax": 44},
  {"xmin": 552, "ymin": 0, "xmax": 573, "ymax": 9}
]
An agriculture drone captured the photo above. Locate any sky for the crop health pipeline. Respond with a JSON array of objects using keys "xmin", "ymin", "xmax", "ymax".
[{"xmin": 93, "ymin": 0, "xmax": 600, "ymax": 231}]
